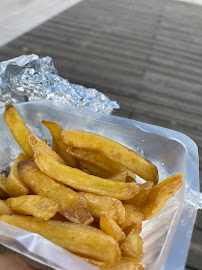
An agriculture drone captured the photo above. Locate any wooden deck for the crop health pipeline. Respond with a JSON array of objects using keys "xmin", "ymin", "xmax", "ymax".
[{"xmin": 0, "ymin": 0, "xmax": 201, "ymax": 269}]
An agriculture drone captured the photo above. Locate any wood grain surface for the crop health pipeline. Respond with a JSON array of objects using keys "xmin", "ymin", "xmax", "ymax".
[{"xmin": 0, "ymin": 0, "xmax": 201, "ymax": 269}]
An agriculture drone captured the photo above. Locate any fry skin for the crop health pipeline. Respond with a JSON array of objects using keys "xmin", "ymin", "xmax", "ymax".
[
  {"xmin": 62, "ymin": 130, "xmax": 158, "ymax": 183},
  {"xmin": 28, "ymin": 133, "xmax": 65, "ymax": 165},
  {"xmin": 42, "ymin": 120, "xmax": 77, "ymax": 167},
  {"xmin": 0, "ymin": 199, "xmax": 14, "ymax": 215},
  {"xmin": 100, "ymin": 214, "xmax": 126, "ymax": 243},
  {"xmin": 121, "ymin": 205, "xmax": 145, "ymax": 234},
  {"xmin": 79, "ymin": 161, "xmax": 111, "ymax": 178},
  {"xmin": 0, "ymin": 174, "xmax": 8, "ymax": 199},
  {"xmin": 100, "ymin": 257, "xmax": 144, "ymax": 270},
  {"xmin": 6, "ymin": 153, "xmax": 30, "ymax": 197},
  {"xmin": 124, "ymin": 182, "xmax": 154, "ymax": 209},
  {"xmin": 34, "ymin": 151, "xmax": 140, "ymax": 200},
  {"xmin": 18, "ymin": 160, "xmax": 93, "ymax": 225},
  {"xmin": 0, "ymin": 215, "xmax": 121, "ymax": 263},
  {"xmin": 143, "ymin": 173, "xmax": 183, "ymax": 219},
  {"xmin": 79, "ymin": 192, "xmax": 125, "ymax": 224},
  {"xmin": 4, "ymin": 104, "xmax": 34, "ymax": 158},
  {"xmin": 121, "ymin": 227, "xmax": 143, "ymax": 260},
  {"xmin": 6, "ymin": 195, "xmax": 59, "ymax": 221},
  {"xmin": 67, "ymin": 147, "xmax": 127, "ymax": 175}
]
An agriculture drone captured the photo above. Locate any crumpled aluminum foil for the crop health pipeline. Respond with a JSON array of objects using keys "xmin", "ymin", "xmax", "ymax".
[{"xmin": 0, "ymin": 54, "xmax": 119, "ymax": 114}]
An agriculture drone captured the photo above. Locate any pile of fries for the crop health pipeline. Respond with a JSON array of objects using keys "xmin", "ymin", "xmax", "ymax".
[{"xmin": 0, "ymin": 104, "xmax": 184, "ymax": 270}]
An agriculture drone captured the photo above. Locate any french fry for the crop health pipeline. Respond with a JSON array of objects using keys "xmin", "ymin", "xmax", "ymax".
[
  {"xmin": 42, "ymin": 120, "xmax": 77, "ymax": 167},
  {"xmin": 18, "ymin": 160, "xmax": 93, "ymax": 225},
  {"xmin": 62, "ymin": 130, "xmax": 159, "ymax": 183},
  {"xmin": 124, "ymin": 182, "xmax": 154, "ymax": 209},
  {"xmin": 0, "ymin": 215, "xmax": 121, "ymax": 263},
  {"xmin": 79, "ymin": 161, "xmax": 111, "ymax": 178},
  {"xmin": 110, "ymin": 171, "xmax": 136, "ymax": 183},
  {"xmin": 100, "ymin": 257, "xmax": 144, "ymax": 270},
  {"xmin": 67, "ymin": 147, "xmax": 127, "ymax": 175},
  {"xmin": 6, "ymin": 153, "xmax": 30, "ymax": 197},
  {"xmin": 4, "ymin": 104, "xmax": 33, "ymax": 158},
  {"xmin": 52, "ymin": 139, "xmax": 58, "ymax": 152},
  {"xmin": 79, "ymin": 192, "xmax": 125, "ymax": 224},
  {"xmin": 28, "ymin": 133, "xmax": 65, "ymax": 165},
  {"xmin": 121, "ymin": 228, "xmax": 143, "ymax": 260},
  {"xmin": 80, "ymin": 257, "xmax": 105, "ymax": 267},
  {"xmin": 100, "ymin": 214, "xmax": 126, "ymax": 243},
  {"xmin": 42, "ymin": 139, "xmax": 47, "ymax": 144},
  {"xmin": 0, "ymin": 174, "xmax": 8, "ymax": 199},
  {"xmin": 143, "ymin": 173, "xmax": 183, "ymax": 219},
  {"xmin": 121, "ymin": 205, "xmax": 145, "ymax": 234},
  {"xmin": 6, "ymin": 195, "xmax": 59, "ymax": 221},
  {"xmin": 35, "ymin": 151, "xmax": 140, "ymax": 200},
  {"xmin": 0, "ymin": 199, "xmax": 14, "ymax": 215}
]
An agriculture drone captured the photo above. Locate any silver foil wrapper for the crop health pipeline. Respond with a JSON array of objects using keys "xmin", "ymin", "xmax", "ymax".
[{"xmin": 0, "ymin": 54, "xmax": 119, "ymax": 114}]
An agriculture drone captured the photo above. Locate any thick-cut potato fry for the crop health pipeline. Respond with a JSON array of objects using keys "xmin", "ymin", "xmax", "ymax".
[
  {"xmin": 28, "ymin": 133, "xmax": 65, "ymax": 165},
  {"xmin": 100, "ymin": 257, "xmax": 144, "ymax": 270},
  {"xmin": 18, "ymin": 160, "xmax": 93, "ymax": 225},
  {"xmin": 110, "ymin": 171, "xmax": 136, "ymax": 183},
  {"xmin": 121, "ymin": 205, "xmax": 145, "ymax": 234},
  {"xmin": 79, "ymin": 161, "xmax": 111, "ymax": 178},
  {"xmin": 0, "ymin": 215, "xmax": 121, "ymax": 263},
  {"xmin": 67, "ymin": 147, "xmax": 127, "ymax": 175},
  {"xmin": 42, "ymin": 139, "xmax": 47, "ymax": 144},
  {"xmin": 124, "ymin": 182, "xmax": 154, "ymax": 209},
  {"xmin": 6, "ymin": 195, "xmax": 59, "ymax": 221},
  {"xmin": 0, "ymin": 199, "xmax": 14, "ymax": 215},
  {"xmin": 4, "ymin": 104, "xmax": 33, "ymax": 158},
  {"xmin": 0, "ymin": 174, "xmax": 8, "ymax": 199},
  {"xmin": 62, "ymin": 130, "xmax": 158, "ymax": 183},
  {"xmin": 143, "ymin": 173, "xmax": 183, "ymax": 219},
  {"xmin": 35, "ymin": 151, "xmax": 139, "ymax": 200},
  {"xmin": 100, "ymin": 214, "xmax": 126, "ymax": 243},
  {"xmin": 6, "ymin": 153, "xmax": 30, "ymax": 197},
  {"xmin": 42, "ymin": 120, "xmax": 77, "ymax": 167},
  {"xmin": 121, "ymin": 228, "xmax": 143, "ymax": 260},
  {"xmin": 52, "ymin": 139, "xmax": 58, "ymax": 152},
  {"xmin": 79, "ymin": 192, "xmax": 125, "ymax": 224}
]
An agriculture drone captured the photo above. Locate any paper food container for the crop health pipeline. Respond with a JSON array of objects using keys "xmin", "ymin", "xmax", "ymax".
[{"xmin": 0, "ymin": 100, "xmax": 199, "ymax": 270}]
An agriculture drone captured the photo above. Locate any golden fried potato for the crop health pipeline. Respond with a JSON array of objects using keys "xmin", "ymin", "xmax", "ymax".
[
  {"xmin": 0, "ymin": 215, "xmax": 121, "ymax": 263},
  {"xmin": 28, "ymin": 133, "xmax": 65, "ymax": 165},
  {"xmin": 80, "ymin": 257, "xmax": 105, "ymax": 267},
  {"xmin": 18, "ymin": 160, "xmax": 93, "ymax": 225},
  {"xmin": 67, "ymin": 147, "xmax": 127, "ymax": 175},
  {"xmin": 6, "ymin": 195, "xmax": 59, "ymax": 221},
  {"xmin": 0, "ymin": 174, "xmax": 8, "ymax": 199},
  {"xmin": 110, "ymin": 171, "xmax": 136, "ymax": 183},
  {"xmin": 79, "ymin": 192, "xmax": 125, "ymax": 224},
  {"xmin": 4, "ymin": 104, "xmax": 33, "ymax": 158},
  {"xmin": 35, "ymin": 151, "xmax": 139, "ymax": 200},
  {"xmin": 121, "ymin": 205, "xmax": 145, "ymax": 234},
  {"xmin": 42, "ymin": 120, "xmax": 77, "ymax": 167},
  {"xmin": 124, "ymin": 182, "xmax": 154, "ymax": 209},
  {"xmin": 52, "ymin": 139, "xmax": 58, "ymax": 152},
  {"xmin": 6, "ymin": 153, "xmax": 30, "ymax": 197},
  {"xmin": 100, "ymin": 257, "xmax": 144, "ymax": 270},
  {"xmin": 61, "ymin": 130, "xmax": 158, "ymax": 183},
  {"xmin": 100, "ymin": 214, "xmax": 126, "ymax": 243},
  {"xmin": 143, "ymin": 173, "xmax": 183, "ymax": 219},
  {"xmin": 42, "ymin": 139, "xmax": 47, "ymax": 144},
  {"xmin": 79, "ymin": 161, "xmax": 111, "ymax": 178},
  {"xmin": 121, "ymin": 228, "xmax": 143, "ymax": 260},
  {"xmin": 0, "ymin": 199, "xmax": 14, "ymax": 215}
]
